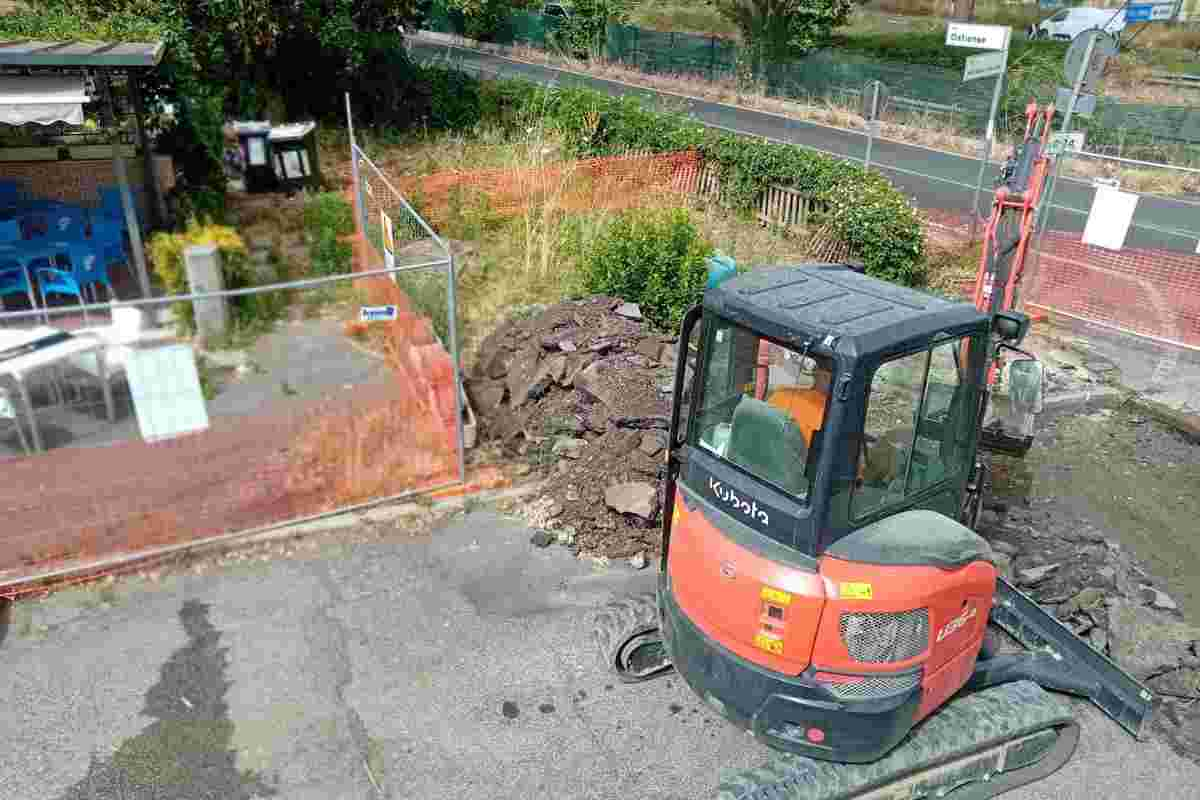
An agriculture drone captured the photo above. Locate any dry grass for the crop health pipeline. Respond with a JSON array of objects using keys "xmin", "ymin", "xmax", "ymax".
[
  {"xmin": 376, "ymin": 125, "xmax": 838, "ymax": 361},
  {"xmin": 1061, "ymin": 156, "xmax": 1200, "ymax": 195},
  {"xmin": 628, "ymin": 2, "xmax": 740, "ymax": 39},
  {"xmin": 923, "ymin": 237, "xmax": 982, "ymax": 299}
]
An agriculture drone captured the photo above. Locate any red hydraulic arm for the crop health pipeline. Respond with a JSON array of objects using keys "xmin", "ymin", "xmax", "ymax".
[
  {"xmin": 972, "ymin": 102, "xmax": 1056, "ymax": 384},
  {"xmin": 973, "ymin": 102, "xmax": 1055, "ymax": 318}
]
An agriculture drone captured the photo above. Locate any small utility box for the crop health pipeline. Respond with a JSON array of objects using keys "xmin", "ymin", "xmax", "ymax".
[
  {"xmin": 233, "ymin": 121, "xmax": 276, "ymax": 193},
  {"xmin": 269, "ymin": 122, "xmax": 320, "ymax": 193}
]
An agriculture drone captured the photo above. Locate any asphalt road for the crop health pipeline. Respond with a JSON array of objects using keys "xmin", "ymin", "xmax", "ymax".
[
  {"xmin": 412, "ymin": 42, "xmax": 1200, "ymax": 254},
  {"xmin": 2, "ymin": 509, "xmax": 1197, "ymax": 799}
]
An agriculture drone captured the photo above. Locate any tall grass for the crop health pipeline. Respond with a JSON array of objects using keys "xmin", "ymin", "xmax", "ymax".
[{"xmin": 628, "ymin": 3, "xmax": 739, "ymax": 38}]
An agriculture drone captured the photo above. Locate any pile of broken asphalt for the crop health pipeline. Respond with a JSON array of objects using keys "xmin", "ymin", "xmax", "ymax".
[{"xmin": 465, "ymin": 295, "xmax": 678, "ymax": 565}]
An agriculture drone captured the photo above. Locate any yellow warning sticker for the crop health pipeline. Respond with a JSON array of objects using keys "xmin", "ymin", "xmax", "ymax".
[
  {"xmin": 760, "ymin": 586, "xmax": 793, "ymax": 606},
  {"xmin": 840, "ymin": 582, "xmax": 873, "ymax": 600},
  {"xmin": 754, "ymin": 633, "xmax": 784, "ymax": 655},
  {"xmin": 672, "ymin": 504, "xmax": 681, "ymax": 526}
]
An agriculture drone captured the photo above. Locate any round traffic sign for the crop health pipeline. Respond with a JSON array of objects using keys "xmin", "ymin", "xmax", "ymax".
[{"xmin": 1063, "ymin": 29, "xmax": 1118, "ymax": 89}]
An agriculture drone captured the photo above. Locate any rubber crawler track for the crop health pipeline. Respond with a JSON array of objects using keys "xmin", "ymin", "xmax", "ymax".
[
  {"xmin": 715, "ymin": 681, "xmax": 1079, "ymax": 800},
  {"xmin": 591, "ymin": 592, "xmax": 673, "ymax": 683}
]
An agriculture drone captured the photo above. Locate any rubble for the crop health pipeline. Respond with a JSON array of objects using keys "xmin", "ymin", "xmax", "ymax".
[
  {"xmin": 605, "ymin": 482, "xmax": 658, "ymax": 521},
  {"xmin": 614, "ymin": 302, "xmax": 643, "ymax": 320},
  {"xmin": 981, "ymin": 498, "xmax": 1200, "ymax": 762},
  {"xmin": 1016, "ymin": 563, "xmax": 1060, "ymax": 586},
  {"xmin": 467, "ymin": 296, "xmax": 673, "ymax": 560}
]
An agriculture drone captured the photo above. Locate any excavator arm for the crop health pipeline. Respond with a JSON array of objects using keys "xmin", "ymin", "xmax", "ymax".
[{"xmin": 974, "ymin": 103, "xmax": 1056, "ymax": 458}]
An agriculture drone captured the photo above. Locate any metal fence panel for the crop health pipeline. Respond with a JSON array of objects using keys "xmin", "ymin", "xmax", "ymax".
[
  {"xmin": 349, "ymin": 116, "xmax": 466, "ymax": 485},
  {"xmin": 1026, "ymin": 151, "xmax": 1200, "ymax": 352},
  {"xmin": 0, "ymin": 269, "xmax": 462, "ymax": 592}
]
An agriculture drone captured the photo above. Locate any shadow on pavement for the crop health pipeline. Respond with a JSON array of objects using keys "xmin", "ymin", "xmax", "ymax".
[{"xmin": 54, "ymin": 599, "xmax": 277, "ymax": 799}]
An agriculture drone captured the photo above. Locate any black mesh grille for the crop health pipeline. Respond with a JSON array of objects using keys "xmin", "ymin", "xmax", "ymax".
[
  {"xmin": 823, "ymin": 669, "xmax": 923, "ymax": 701},
  {"xmin": 839, "ymin": 609, "xmax": 929, "ymax": 664}
]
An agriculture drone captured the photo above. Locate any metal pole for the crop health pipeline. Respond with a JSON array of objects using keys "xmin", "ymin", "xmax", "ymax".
[
  {"xmin": 971, "ymin": 50, "xmax": 1007, "ymax": 242},
  {"xmin": 446, "ymin": 251, "xmax": 466, "ymax": 485},
  {"xmin": 128, "ymin": 74, "xmax": 167, "ymax": 229},
  {"xmin": 345, "ymin": 93, "xmax": 368, "ymax": 239},
  {"xmin": 864, "ymin": 81, "xmax": 879, "ymax": 172},
  {"xmin": 106, "ymin": 75, "xmax": 151, "ymax": 300},
  {"xmin": 1061, "ymin": 32, "xmax": 1098, "ymax": 136}
]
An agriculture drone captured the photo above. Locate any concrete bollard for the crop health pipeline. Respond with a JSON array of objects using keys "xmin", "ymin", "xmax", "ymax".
[{"xmin": 183, "ymin": 244, "xmax": 228, "ymax": 341}]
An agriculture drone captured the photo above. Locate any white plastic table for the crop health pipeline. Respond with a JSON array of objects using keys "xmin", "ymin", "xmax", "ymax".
[{"xmin": 0, "ymin": 326, "xmax": 112, "ymax": 453}]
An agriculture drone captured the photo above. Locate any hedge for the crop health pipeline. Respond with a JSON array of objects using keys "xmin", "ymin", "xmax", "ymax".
[{"xmin": 429, "ymin": 72, "xmax": 926, "ymax": 286}]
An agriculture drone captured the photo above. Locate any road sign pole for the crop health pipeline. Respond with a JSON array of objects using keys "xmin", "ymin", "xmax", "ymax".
[
  {"xmin": 1061, "ymin": 32, "xmax": 1098, "ymax": 135},
  {"xmin": 970, "ymin": 45, "xmax": 1008, "ymax": 242},
  {"xmin": 864, "ymin": 81, "xmax": 879, "ymax": 172}
]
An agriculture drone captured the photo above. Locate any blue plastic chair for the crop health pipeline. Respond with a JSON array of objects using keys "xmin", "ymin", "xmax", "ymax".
[
  {"xmin": 97, "ymin": 186, "xmax": 144, "ymax": 233},
  {"xmin": 0, "ymin": 180, "xmax": 25, "ymax": 209},
  {"xmin": 46, "ymin": 207, "xmax": 91, "ymax": 241},
  {"xmin": 90, "ymin": 218, "xmax": 129, "ymax": 259},
  {"xmin": 35, "ymin": 265, "xmax": 85, "ymax": 310},
  {"xmin": 0, "ymin": 259, "xmax": 35, "ymax": 310},
  {"xmin": 0, "ymin": 218, "xmax": 21, "ymax": 243},
  {"xmin": 56, "ymin": 241, "xmax": 115, "ymax": 303}
]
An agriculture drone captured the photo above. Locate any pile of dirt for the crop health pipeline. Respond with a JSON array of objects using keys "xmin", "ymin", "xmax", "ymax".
[{"xmin": 465, "ymin": 296, "xmax": 680, "ymax": 562}]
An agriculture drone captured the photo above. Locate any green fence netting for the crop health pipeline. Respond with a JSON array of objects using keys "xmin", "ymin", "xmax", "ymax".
[{"xmin": 421, "ymin": 7, "xmax": 1200, "ymax": 160}]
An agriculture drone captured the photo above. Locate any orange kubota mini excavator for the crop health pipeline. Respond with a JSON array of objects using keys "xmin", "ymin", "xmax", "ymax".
[{"xmin": 592, "ymin": 104, "xmax": 1154, "ymax": 799}]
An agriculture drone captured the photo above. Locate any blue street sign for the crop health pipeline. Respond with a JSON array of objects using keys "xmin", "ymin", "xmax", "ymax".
[{"xmin": 1127, "ymin": 4, "xmax": 1153, "ymax": 22}]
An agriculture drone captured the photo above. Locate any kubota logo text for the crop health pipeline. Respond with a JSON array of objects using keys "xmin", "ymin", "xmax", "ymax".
[
  {"xmin": 936, "ymin": 605, "xmax": 977, "ymax": 643},
  {"xmin": 709, "ymin": 477, "xmax": 769, "ymax": 526}
]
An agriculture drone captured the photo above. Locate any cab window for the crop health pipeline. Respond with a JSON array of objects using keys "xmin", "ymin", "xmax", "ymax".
[
  {"xmin": 1050, "ymin": 11, "xmax": 1069, "ymax": 21},
  {"xmin": 852, "ymin": 337, "xmax": 974, "ymax": 518},
  {"xmin": 691, "ymin": 320, "xmax": 833, "ymax": 502}
]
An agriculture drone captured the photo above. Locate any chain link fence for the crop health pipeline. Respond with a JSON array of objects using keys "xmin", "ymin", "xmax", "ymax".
[
  {"xmin": 0, "ymin": 264, "xmax": 465, "ymax": 596},
  {"xmin": 422, "ymin": 7, "xmax": 1200, "ymax": 158},
  {"xmin": 348, "ymin": 102, "xmax": 468, "ymax": 482},
  {"xmin": 0, "ymin": 105, "xmax": 468, "ymax": 595},
  {"xmin": 1025, "ymin": 151, "xmax": 1200, "ymax": 355}
]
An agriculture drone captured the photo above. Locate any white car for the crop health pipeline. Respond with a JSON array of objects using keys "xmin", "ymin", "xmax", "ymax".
[{"xmin": 1028, "ymin": 7, "xmax": 1127, "ymax": 41}]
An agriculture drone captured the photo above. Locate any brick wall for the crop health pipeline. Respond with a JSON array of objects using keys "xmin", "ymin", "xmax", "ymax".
[{"xmin": 0, "ymin": 154, "xmax": 174, "ymax": 213}]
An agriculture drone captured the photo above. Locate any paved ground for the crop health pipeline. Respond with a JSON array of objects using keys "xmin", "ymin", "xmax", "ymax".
[
  {"xmin": 2, "ymin": 509, "xmax": 1197, "ymax": 799},
  {"xmin": 411, "ymin": 41, "xmax": 1200, "ymax": 253}
]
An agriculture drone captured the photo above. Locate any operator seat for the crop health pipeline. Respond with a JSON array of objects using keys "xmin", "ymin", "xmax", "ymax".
[{"xmin": 726, "ymin": 397, "xmax": 809, "ymax": 497}]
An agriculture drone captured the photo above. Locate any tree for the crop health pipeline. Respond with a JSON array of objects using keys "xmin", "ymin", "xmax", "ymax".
[
  {"xmin": 447, "ymin": 0, "xmax": 514, "ymax": 41},
  {"xmin": 714, "ymin": 0, "xmax": 855, "ymax": 72}
]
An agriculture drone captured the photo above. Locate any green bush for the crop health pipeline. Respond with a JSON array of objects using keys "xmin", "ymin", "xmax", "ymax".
[
  {"xmin": 304, "ymin": 192, "xmax": 356, "ymax": 238},
  {"xmin": 304, "ymin": 192, "xmax": 356, "ymax": 276},
  {"xmin": 395, "ymin": 271, "xmax": 453, "ymax": 344},
  {"xmin": 511, "ymin": 81, "xmax": 925, "ymax": 284},
  {"xmin": 581, "ymin": 207, "xmax": 714, "ymax": 331},
  {"xmin": 147, "ymin": 221, "xmax": 285, "ymax": 336}
]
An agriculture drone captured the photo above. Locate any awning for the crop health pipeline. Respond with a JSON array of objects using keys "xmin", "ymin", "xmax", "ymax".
[{"xmin": 0, "ymin": 75, "xmax": 89, "ymax": 127}]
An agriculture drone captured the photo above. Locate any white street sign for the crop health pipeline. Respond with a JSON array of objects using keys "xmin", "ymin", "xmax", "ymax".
[
  {"xmin": 945, "ymin": 23, "xmax": 1011, "ymax": 51},
  {"xmin": 1049, "ymin": 131, "xmax": 1086, "ymax": 154},
  {"xmin": 964, "ymin": 50, "xmax": 1007, "ymax": 82}
]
